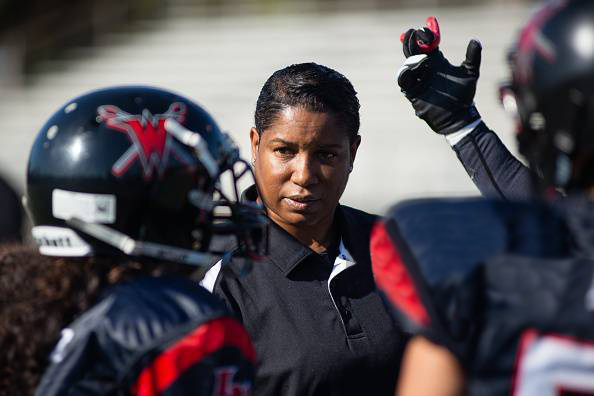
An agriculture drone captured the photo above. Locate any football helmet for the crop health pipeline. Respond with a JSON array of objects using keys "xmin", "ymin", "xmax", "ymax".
[
  {"xmin": 500, "ymin": 0, "xmax": 594, "ymax": 192},
  {"xmin": 26, "ymin": 86, "xmax": 267, "ymax": 266}
]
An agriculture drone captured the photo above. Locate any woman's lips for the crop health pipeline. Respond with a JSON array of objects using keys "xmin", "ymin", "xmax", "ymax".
[{"xmin": 283, "ymin": 197, "xmax": 320, "ymax": 211}]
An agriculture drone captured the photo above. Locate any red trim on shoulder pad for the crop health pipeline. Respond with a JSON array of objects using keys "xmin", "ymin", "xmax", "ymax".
[
  {"xmin": 370, "ymin": 222, "xmax": 430, "ymax": 327},
  {"xmin": 131, "ymin": 317, "xmax": 255, "ymax": 396}
]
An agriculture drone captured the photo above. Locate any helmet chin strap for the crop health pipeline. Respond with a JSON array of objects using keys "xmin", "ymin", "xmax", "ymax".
[{"xmin": 66, "ymin": 217, "xmax": 218, "ymax": 268}]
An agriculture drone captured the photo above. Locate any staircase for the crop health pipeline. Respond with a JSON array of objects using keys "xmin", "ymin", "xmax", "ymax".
[{"xmin": 0, "ymin": 2, "xmax": 531, "ymax": 213}]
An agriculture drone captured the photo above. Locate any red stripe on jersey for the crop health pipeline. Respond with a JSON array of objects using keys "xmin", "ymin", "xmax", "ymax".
[
  {"xmin": 131, "ymin": 317, "xmax": 256, "ymax": 396},
  {"xmin": 370, "ymin": 222, "xmax": 430, "ymax": 327}
]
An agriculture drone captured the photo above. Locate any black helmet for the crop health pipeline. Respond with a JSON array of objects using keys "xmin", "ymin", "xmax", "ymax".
[
  {"xmin": 500, "ymin": 0, "xmax": 594, "ymax": 192},
  {"xmin": 26, "ymin": 86, "xmax": 267, "ymax": 266}
]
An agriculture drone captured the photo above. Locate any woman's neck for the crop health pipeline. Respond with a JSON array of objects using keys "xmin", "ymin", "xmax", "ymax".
[{"xmin": 270, "ymin": 210, "xmax": 338, "ymax": 254}]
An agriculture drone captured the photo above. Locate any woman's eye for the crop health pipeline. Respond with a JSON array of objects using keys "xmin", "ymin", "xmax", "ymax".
[
  {"xmin": 274, "ymin": 147, "xmax": 294, "ymax": 156},
  {"xmin": 319, "ymin": 151, "xmax": 337, "ymax": 161}
]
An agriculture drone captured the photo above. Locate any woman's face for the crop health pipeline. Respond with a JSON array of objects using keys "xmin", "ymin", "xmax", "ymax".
[{"xmin": 250, "ymin": 106, "xmax": 360, "ymax": 233}]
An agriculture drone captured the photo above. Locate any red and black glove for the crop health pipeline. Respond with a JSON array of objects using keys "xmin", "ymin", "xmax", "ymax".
[
  {"xmin": 397, "ymin": 17, "xmax": 483, "ymax": 136},
  {"xmin": 400, "ymin": 16, "xmax": 441, "ymax": 57}
]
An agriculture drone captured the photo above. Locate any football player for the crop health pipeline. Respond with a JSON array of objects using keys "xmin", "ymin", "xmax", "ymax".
[
  {"xmin": 0, "ymin": 86, "xmax": 267, "ymax": 396},
  {"xmin": 373, "ymin": 1, "xmax": 594, "ymax": 395}
]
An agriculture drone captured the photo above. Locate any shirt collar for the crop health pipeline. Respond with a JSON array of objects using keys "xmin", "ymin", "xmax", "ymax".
[
  {"xmin": 242, "ymin": 184, "xmax": 357, "ymax": 276},
  {"xmin": 267, "ymin": 221, "xmax": 315, "ymax": 275},
  {"xmin": 329, "ymin": 240, "xmax": 357, "ymax": 282}
]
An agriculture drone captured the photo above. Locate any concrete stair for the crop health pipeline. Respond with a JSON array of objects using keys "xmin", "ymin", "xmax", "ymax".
[{"xmin": 0, "ymin": 3, "xmax": 532, "ymax": 213}]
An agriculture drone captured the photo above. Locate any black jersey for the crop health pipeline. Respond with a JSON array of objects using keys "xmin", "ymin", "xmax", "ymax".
[
  {"xmin": 372, "ymin": 197, "xmax": 594, "ymax": 395},
  {"xmin": 35, "ymin": 276, "xmax": 255, "ymax": 396}
]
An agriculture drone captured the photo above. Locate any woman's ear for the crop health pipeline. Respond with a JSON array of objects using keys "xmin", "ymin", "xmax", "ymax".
[{"xmin": 250, "ymin": 127, "xmax": 260, "ymax": 164}]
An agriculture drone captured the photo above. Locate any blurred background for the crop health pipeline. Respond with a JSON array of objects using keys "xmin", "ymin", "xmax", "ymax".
[{"xmin": 0, "ymin": 0, "xmax": 537, "ymax": 233}]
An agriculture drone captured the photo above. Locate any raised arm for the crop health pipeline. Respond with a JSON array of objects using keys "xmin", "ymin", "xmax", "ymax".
[{"xmin": 397, "ymin": 17, "xmax": 533, "ymax": 200}]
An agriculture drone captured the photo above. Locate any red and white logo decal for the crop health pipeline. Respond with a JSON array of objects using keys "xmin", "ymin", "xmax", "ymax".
[
  {"xmin": 515, "ymin": 0, "xmax": 568, "ymax": 83},
  {"xmin": 212, "ymin": 367, "xmax": 251, "ymax": 396},
  {"xmin": 97, "ymin": 102, "xmax": 194, "ymax": 179}
]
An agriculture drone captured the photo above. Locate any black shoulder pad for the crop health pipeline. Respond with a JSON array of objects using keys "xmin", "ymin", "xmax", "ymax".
[
  {"xmin": 376, "ymin": 197, "xmax": 571, "ymax": 348},
  {"xmin": 35, "ymin": 277, "xmax": 229, "ymax": 396},
  {"xmin": 385, "ymin": 197, "xmax": 569, "ymax": 287}
]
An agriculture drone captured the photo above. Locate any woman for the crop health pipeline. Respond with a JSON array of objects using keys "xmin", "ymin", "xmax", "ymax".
[
  {"xmin": 1, "ymin": 86, "xmax": 265, "ymax": 396},
  {"xmin": 202, "ymin": 63, "xmax": 407, "ymax": 395}
]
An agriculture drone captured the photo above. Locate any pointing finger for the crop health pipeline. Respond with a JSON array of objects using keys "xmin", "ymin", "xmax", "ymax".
[{"xmin": 463, "ymin": 39, "xmax": 482, "ymax": 76}]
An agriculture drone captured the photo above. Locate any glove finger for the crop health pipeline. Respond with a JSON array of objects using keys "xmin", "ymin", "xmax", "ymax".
[
  {"xmin": 401, "ymin": 29, "xmax": 416, "ymax": 57},
  {"xmin": 399, "ymin": 54, "xmax": 430, "ymax": 73},
  {"xmin": 462, "ymin": 39, "xmax": 482, "ymax": 76},
  {"xmin": 401, "ymin": 17, "xmax": 441, "ymax": 57},
  {"xmin": 419, "ymin": 16, "xmax": 441, "ymax": 52},
  {"xmin": 399, "ymin": 31, "xmax": 407, "ymax": 43},
  {"xmin": 397, "ymin": 54, "xmax": 429, "ymax": 90},
  {"xmin": 403, "ymin": 28, "xmax": 437, "ymax": 57},
  {"xmin": 415, "ymin": 28, "xmax": 436, "ymax": 49}
]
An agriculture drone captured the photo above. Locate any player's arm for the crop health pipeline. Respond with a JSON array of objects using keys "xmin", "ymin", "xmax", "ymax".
[
  {"xmin": 397, "ymin": 17, "xmax": 533, "ymax": 200},
  {"xmin": 397, "ymin": 336, "xmax": 464, "ymax": 396}
]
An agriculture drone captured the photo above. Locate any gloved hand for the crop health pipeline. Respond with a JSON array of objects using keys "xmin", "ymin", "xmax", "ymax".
[{"xmin": 397, "ymin": 17, "xmax": 482, "ymax": 136}]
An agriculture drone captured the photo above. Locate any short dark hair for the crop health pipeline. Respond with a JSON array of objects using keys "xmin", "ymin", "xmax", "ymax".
[{"xmin": 254, "ymin": 62, "xmax": 360, "ymax": 141}]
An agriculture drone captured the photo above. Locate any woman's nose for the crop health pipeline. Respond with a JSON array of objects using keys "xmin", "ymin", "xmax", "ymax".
[{"xmin": 291, "ymin": 155, "xmax": 319, "ymax": 187}]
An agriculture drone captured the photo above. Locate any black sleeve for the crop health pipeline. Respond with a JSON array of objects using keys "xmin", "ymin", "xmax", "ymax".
[
  {"xmin": 212, "ymin": 269, "xmax": 247, "ymax": 326},
  {"xmin": 453, "ymin": 122, "xmax": 533, "ymax": 200}
]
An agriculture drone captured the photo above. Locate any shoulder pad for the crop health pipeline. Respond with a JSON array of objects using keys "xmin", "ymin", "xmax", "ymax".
[
  {"xmin": 372, "ymin": 197, "xmax": 570, "ymax": 342},
  {"xmin": 35, "ymin": 276, "xmax": 246, "ymax": 396},
  {"xmin": 385, "ymin": 197, "xmax": 568, "ymax": 287}
]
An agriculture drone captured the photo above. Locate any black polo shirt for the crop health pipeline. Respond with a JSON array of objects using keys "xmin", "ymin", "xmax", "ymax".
[{"xmin": 202, "ymin": 190, "xmax": 407, "ymax": 396}]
